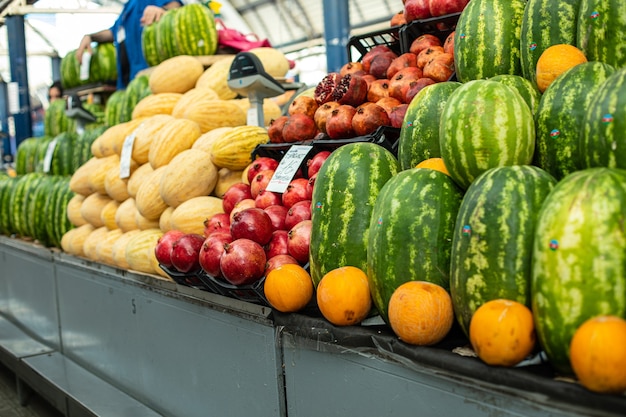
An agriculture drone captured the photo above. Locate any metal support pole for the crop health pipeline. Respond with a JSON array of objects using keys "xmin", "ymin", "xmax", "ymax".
[
  {"xmin": 0, "ymin": 79, "xmax": 9, "ymax": 164},
  {"xmin": 322, "ymin": 0, "xmax": 350, "ymax": 74},
  {"xmin": 51, "ymin": 55, "xmax": 62, "ymax": 84},
  {"xmin": 6, "ymin": 14, "xmax": 33, "ymax": 155}
]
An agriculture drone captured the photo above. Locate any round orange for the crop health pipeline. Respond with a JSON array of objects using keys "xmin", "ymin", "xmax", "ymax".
[
  {"xmin": 388, "ymin": 281, "xmax": 454, "ymax": 346},
  {"xmin": 316, "ymin": 266, "xmax": 372, "ymax": 326},
  {"xmin": 264, "ymin": 264, "xmax": 314, "ymax": 313},
  {"xmin": 415, "ymin": 157, "xmax": 450, "ymax": 176},
  {"xmin": 469, "ymin": 299, "xmax": 536, "ymax": 367},
  {"xmin": 536, "ymin": 44, "xmax": 587, "ymax": 92},
  {"xmin": 570, "ymin": 315, "xmax": 626, "ymax": 394}
]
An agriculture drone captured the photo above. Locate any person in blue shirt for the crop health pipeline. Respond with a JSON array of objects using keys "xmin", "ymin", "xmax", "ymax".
[{"xmin": 76, "ymin": 0, "xmax": 183, "ymax": 89}]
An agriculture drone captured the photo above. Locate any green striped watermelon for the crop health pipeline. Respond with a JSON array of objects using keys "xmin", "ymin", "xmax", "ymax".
[
  {"xmin": 450, "ymin": 165, "xmax": 557, "ymax": 337},
  {"xmin": 44, "ymin": 177, "xmax": 74, "ymax": 248},
  {"xmin": 104, "ymin": 90, "xmax": 126, "ymax": 127},
  {"xmin": 0, "ymin": 176, "xmax": 17, "ymax": 235},
  {"xmin": 174, "ymin": 3, "xmax": 218, "ymax": 56},
  {"xmin": 397, "ymin": 81, "xmax": 461, "ymax": 170},
  {"xmin": 156, "ymin": 8, "xmax": 180, "ymax": 62},
  {"xmin": 579, "ymin": 67, "xmax": 626, "ymax": 169},
  {"xmin": 577, "ymin": 0, "xmax": 626, "ymax": 69},
  {"xmin": 367, "ymin": 168, "xmax": 463, "ymax": 323},
  {"xmin": 439, "ymin": 80, "xmax": 535, "ymax": 190},
  {"xmin": 531, "ymin": 167, "xmax": 626, "ymax": 375},
  {"xmin": 73, "ymin": 125, "xmax": 106, "ymax": 172},
  {"xmin": 44, "ymin": 99, "xmax": 76, "ymax": 137},
  {"xmin": 118, "ymin": 75, "xmax": 151, "ymax": 123},
  {"xmin": 534, "ymin": 62, "xmax": 615, "ymax": 179},
  {"xmin": 26, "ymin": 175, "xmax": 58, "ymax": 245},
  {"xmin": 310, "ymin": 142, "xmax": 400, "ymax": 286},
  {"xmin": 520, "ymin": 0, "xmax": 582, "ymax": 88},
  {"xmin": 489, "ymin": 74, "xmax": 542, "ymax": 115},
  {"xmin": 15, "ymin": 137, "xmax": 39, "ymax": 175},
  {"xmin": 454, "ymin": 0, "xmax": 527, "ymax": 82},
  {"xmin": 142, "ymin": 21, "xmax": 160, "ymax": 67},
  {"xmin": 49, "ymin": 132, "xmax": 79, "ymax": 176},
  {"xmin": 89, "ymin": 43, "xmax": 117, "ymax": 84},
  {"xmin": 60, "ymin": 49, "xmax": 82, "ymax": 89},
  {"xmin": 9, "ymin": 173, "xmax": 45, "ymax": 237},
  {"xmin": 33, "ymin": 136, "xmax": 54, "ymax": 174}
]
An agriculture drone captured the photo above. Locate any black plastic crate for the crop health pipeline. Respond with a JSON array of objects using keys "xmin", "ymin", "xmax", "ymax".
[
  {"xmin": 399, "ymin": 12, "xmax": 461, "ymax": 53},
  {"xmin": 197, "ymin": 271, "xmax": 270, "ymax": 306},
  {"xmin": 159, "ymin": 264, "xmax": 209, "ymax": 290},
  {"xmin": 347, "ymin": 25, "xmax": 403, "ymax": 63},
  {"xmin": 313, "ymin": 125, "xmax": 401, "ymax": 156}
]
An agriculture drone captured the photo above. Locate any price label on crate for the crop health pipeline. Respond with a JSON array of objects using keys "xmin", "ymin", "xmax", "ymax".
[
  {"xmin": 119, "ymin": 130, "xmax": 137, "ymax": 179},
  {"xmin": 265, "ymin": 145, "xmax": 313, "ymax": 193},
  {"xmin": 42, "ymin": 137, "xmax": 59, "ymax": 174}
]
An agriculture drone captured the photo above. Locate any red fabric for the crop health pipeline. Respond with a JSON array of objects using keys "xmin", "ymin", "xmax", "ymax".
[{"xmin": 216, "ymin": 19, "xmax": 272, "ymax": 52}]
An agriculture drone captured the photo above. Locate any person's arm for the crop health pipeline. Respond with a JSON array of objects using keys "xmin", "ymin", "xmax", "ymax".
[
  {"xmin": 76, "ymin": 29, "xmax": 114, "ymax": 63},
  {"xmin": 140, "ymin": 1, "xmax": 182, "ymax": 26}
]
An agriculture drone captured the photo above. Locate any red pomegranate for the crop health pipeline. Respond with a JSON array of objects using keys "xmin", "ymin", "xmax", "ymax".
[
  {"xmin": 404, "ymin": 0, "xmax": 431, "ymax": 22},
  {"xmin": 361, "ymin": 45, "xmax": 395, "ymax": 74},
  {"xmin": 409, "ymin": 34, "xmax": 442, "ymax": 56},
  {"xmin": 282, "ymin": 178, "xmax": 313, "ymax": 208},
  {"xmin": 387, "ymin": 53, "xmax": 419, "ymax": 80},
  {"xmin": 404, "ymin": 77, "xmax": 436, "ymax": 104},
  {"xmin": 198, "ymin": 232, "xmax": 233, "ymax": 278},
  {"xmin": 268, "ymin": 116, "xmax": 289, "ymax": 143},
  {"xmin": 250, "ymin": 169, "xmax": 275, "ymax": 199},
  {"xmin": 220, "ymin": 238, "xmax": 267, "ymax": 285},
  {"xmin": 326, "ymin": 105, "xmax": 357, "ymax": 139},
  {"xmin": 313, "ymin": 101, "xmax": 340, "ymax": 134},
  {"xmin": 340, "ymin": 61, "xmax": 365, "ymax": 77},
  {"xmin": 264, "ymin": 204, "xmax": 289, "ymax": 231},
  {"xmin": 229, "ymin": 198, "xmax": 255, "ymax": 223},
  {"xmin": 203, "ymin": 213, "xmax": 231, "ymax": 237},
  {"xmin": 331, "ymin": 73, "xmax": 369, "ymax": 107},
  {"xmin": 284, "ymin": 200, "xmax": 312, "ymax": 230},
  {"xmin": 282, "ymin": 113, "xmax": 318, "ymax": 143},
  {"xmin": 154, "ymin": 229, "xmax": 185, "ymax": 268},
  {"xmin": 430, "ymin": 0, "xmax": 469, "ymax": 17},
  {"xmin": 389, "ymin": 104, "xmax": 409, "ymax": 129},
  {"xmin": 170, "ymin": 233, "xmax": 205, "ymax": 273},
  {"xmin": 265, "ymin": 254, "xmax": 299, "ymax": 276},
  {"xmin": 417, "ymin": 46, "xmax": 445, "ymax": 69},
  {"xmin": 265, "ymin": 229, "xmax": 290, "ymax": 259},
  {"xmin": 254, "ymin": 189, "xmax": 282, "ymax": 209},
  {"xmin": 368, "ymin": 52, "xmax": 398, "ymax": 79},
  {"xmin": 230, "ymin": 207, "xmax": 274, "ymax": 245},
  {"xmin": 376, "ymin": 97, "xmax": 403, "ymax": 117},
  {"xmin": 367, "ymin": 79, "xmax": 391, "ymax": 102},
  {"xmin": 222, "ymin": 183, "xmax": 253, "ymax": 214},
  {"xmin": 287, "ymin": 220, "xmax": 312, "ymax": 265},
  {"xmin": 306, "ymin": 150, "xmax": 331, "ymax": 178},
  {"xmin": 288, "ymin": 95, "xmax": 319, "ymax": 118},
  {"xmin": 390, "ymin": 11, "xmax": 407, "ymax": 26},
  {"xmin": 389, "ymin": 67, "xmax": 424, "ymax": 103},
  {"xmin": 352, "ymin": 103, "xmax": 391, "ymax": 136},
  {"xmin": 246, "ymin": 157, "xmax": 280, "ymax": 184},
  {"xmin": 314, "ymin": 72, "xmax": 341, "ymax": 105},
  {"xmin": 423, "ymin": 53, "xmax": 455, "ymax": 82},
  {"xmin": 444, "ymin": 31, "xmax": 455, "ymax": 56}
]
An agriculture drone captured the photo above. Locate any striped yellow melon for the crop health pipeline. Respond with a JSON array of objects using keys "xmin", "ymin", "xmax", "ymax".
[
  {"xmin": 192, "ymin": 127, "xmax": 233, "ymax": 154},
  {"xmin": 127, "ymin": 163, "xmax": 154, "ymax": 198},
  {"xmin": 83, "ymin": 226, "xmax": 110, "ymax": 261},
  {"xmin": 70, "ymin": 157, "xmax": 103, "ymax": 196},
  {"xmin": 132, "ymin": 114, "xmax": 175, "ymax": 165},
  {"xmin": 170, "ymin": 195, "xmax": 224, "ymax": 235},
  {"xmin": 91, "ymin": 118, "xmax": 146, "ymax": 158},
  {"xmin": 135, "ymin": 209, "xmax": 161, "ymax": 230},
  {"xmin": 87, "ymin": 154, "xmax": 121, "ymax": 196},
  {"xmin": 111, "ymin": 230, "xmax": 141, "ymax": 269},
  {"xmin": 195, "ymin": 56, "xmax": 237, "ymax": 99},
  {"xmin": 80, "ymin": 192, "xmax": 113, "ymax": 228},
  {"xmin": 95, "ymin": 228, "xmax": 124, "ymax": 266},
  {"xmin": 100, "ymin": 199, "xmax": 120, "ymax": 230},
  {"xmin": 61, "ymin": 224, "xmax": 95, "ymax": 256},
  {"xmin": 104, "ymin": 157, "xmax": 139, "ymax": 202},
  {"xmin": 181, "ymin": 99, "xmax": 246, "ymax": 133},
  {"xmin": 249, "ymin": 47, "xmax": 290, "ymax": 79},
  {"xmin": 135, "ymin": 166, "xmax": 169, "ymax": 220},
  {"xmin": 149, "ymin": 55, "xmax": 204, "ymax": 94},
  {"xmin": 131, "ymin": 92, "xmax": 182, "ymax": 119},
  {"xmin": 159, "ymin": 149, "xmax": 219, "ymax": 208},
  {"xmin": 214, "ymin": 167, "xmax": 245, "ymax": 198},
  {"xmin": 115, "ymin": 198, "xmax": 140, "ymax": 232},
  {"xmin": 124, "ymin": 228, "xmax": 164, "ymax": 276},
  {"xmin": 171, "ymin": 87, "xmax": 220, "ymax": 118},
  {"xmin": 148, "ymin": 118, "xmax": 202, "ymax": 169},
  {"xmin": 67, "ymin": 194, "xmax": 87, "ymax": 227},
  {"xmin": 210, "ymin": 125, "xmax": 270, "ymax": 170},
  {"xmin": 159, "ymin": 207, "xmax": 175, "ymax": 232}
]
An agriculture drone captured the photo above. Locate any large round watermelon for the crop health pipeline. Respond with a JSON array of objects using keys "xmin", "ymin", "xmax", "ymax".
[
  {"xmin": 450, "ymin": 165, "xmax": 557, "ymax": 337},
  {"xmin": 531, "ymin": 167, "xmax": 626, "ymax": 375},
  {"xmin": 174, "ymin": 4, "xmax": 218, "ymax": 56},
  {"xmin": 577, "ymin": 0, "xmax": 626, "ymax": 69},
  {"xmin": 439, "ymin": 80, "xmax": 535, "ymax": 190}
]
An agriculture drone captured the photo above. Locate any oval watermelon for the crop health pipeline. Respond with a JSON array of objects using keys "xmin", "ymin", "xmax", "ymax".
[
  {"xmin": 174, "ymin": 4, "xmax": 218, "ymax": 56},
  {"xmin": 577, "ymin": 0, "xmax": 626, "ymax": 69},
  {"xmin": 450, "ymin": 165, "xmax": 557, "ymax": 337},
  {"xmin": 454, "ymin": 0, "xmax": 527, "ymax": 82},
  {"xmin": 367, "ymin": 168, "xmax": 463, "ymax": 323},
  {"xmin": 531, "ymin": 167, "xmax": 626, "ymax": 375},
  {"xmin": 579, "ymin": 67, "xmax": 626, "ymax": 170},
  {"xmin": 439, "ymin": 80, "xmax": 535, "ymax": 190},
  {"xmin": 310, "ymin": 142, "xmax": 399, "ymax": 287},
  {"xmin": 535, "ymin": 61, "xmax": 615, "ymax": 179},
  {"xmin": 397, "ymin": 81, "xmax": 461, "ymax": 170},
  {"xmin": 489, "ymin": 74, "xmax": 542, "ymax": 115}
]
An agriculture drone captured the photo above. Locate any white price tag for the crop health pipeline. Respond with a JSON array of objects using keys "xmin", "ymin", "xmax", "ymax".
[
  {"xmin": 265, "ymin": 145, "xmax": 313, "ymax": 193},
  {"xmin": 7, "ymin": 82, "xmax": 19, "ymax": 114},
  {"xmin": 79, "ymin": 51, "xmax": 91, "ymax": 81},
  {"xmin": 42, "ymin": 138, "xmax": 59, "ymax": 173},
  {"xmin": 119, "ymin": 131, "xmax": 137, "ymax": 179}
]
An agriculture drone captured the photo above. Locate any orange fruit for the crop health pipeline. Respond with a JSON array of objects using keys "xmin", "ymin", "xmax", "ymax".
[
  {"xmin": 415, "ymin": 157, "xmax": 450, "ymax": 176},
  {"xmin": 264, "ymin": 264, "xmax": 314, "ymax": 313},
  {"xmin": 570, "ymin": 315, "xmax": 626, "ymax": 394},
  {"xmin": 316, "ymin": 266, "xmax": 372, "ymax": 326},
  {"xmin": 388, "ymin": 281, "xmax": 454, "ymax": 346},
  {"xmin": 536, "ymin": 44, "xmax": 587, "ymax": 93},
  {"xmin": 469, "ymin": 299, "xmax": 536, "ymax": 367}
]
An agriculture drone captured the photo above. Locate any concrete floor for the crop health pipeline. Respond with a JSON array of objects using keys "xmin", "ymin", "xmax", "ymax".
[{"xmin": 0, "ymin": 362, "xmax": 63, "ymax": 417}]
